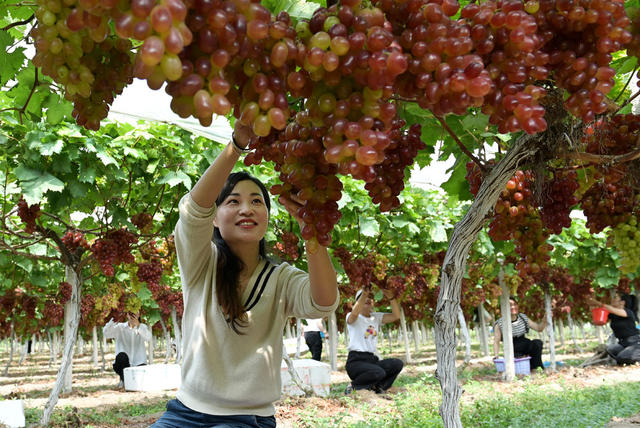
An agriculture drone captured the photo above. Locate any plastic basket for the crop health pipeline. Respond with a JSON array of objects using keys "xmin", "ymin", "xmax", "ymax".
[
  {"xmin": 494, "ymin": 356, "xmax": 531, "ymax": 375},
  {"xmin": 591, "ymin": 307, "xmax": 609, "ymax": 326}
]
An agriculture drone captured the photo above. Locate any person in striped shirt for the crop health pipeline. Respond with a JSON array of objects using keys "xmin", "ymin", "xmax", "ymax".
[{"xmin": 493, "ymin": 297, "xmax": 547, "ymax": 371}]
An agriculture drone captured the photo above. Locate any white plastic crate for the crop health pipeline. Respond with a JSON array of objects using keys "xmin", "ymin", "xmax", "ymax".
[
  {"xmin": 281, "ymin": 358, "xmax": 331, "ymax": 397},
  {"xmin": 283, "ymin": 337, "xmax": 309, "ymax": 356},
  {"xmin": 494, "ymin": 356, "xmax": 531, "ymax": 375},
  {"xmin": 0, "ymin": 400, "xmax": 25, "ymax": 427},
  {"xmin": 124, "ymin": 363, "xmax": 181, "ymax": 392}
]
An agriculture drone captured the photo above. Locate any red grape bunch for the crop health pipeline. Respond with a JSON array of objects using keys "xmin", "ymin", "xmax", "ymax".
[
  {"xmin": 381, "ymin": 275, "xmax": 406, "ymax": 300},
  {"xmin": 61, "ymin": 229, "xmax": 89, "ymax": 253},
  {"xmin": 58, "ymin": 281, "xmax": 72, "ymax": 304},
  {"xmin": 116, "ymin": 0, "xmax": 193, "ymax": 88},
  {"xmin": 273, "ymin": 230, "xmax": 300, "ymax": 261},
  {"xmin": 580, "ymin": 181, "xmax": 635, "ymax": 233},
  {"xmin": 131, "ymin": 212, "xmax": 153, "ymax": 232},
  {"xmin": 43, "ymin": 300, "xmax": 65, "ymax": 327},
  {"xmin": 488, "ymin": 170, "xmax": 552, "ymax": 278},
  {"xmin": 16, "ymin": 198, "xmax": 41, "ymax": 234},
  {"xmin": 540, "ymin": 170, "xmax": 579, "ymax": 234},
  {"xmin": 137, "ymin": 260, "xmax": 163, "ymax": 294},
  {"xmin": 31, "ymin": 0, "xmax": 134, "ymax": 130},
  {"xmin": 90, "ymin": 229, "xmax": 138, "ymax": 276}
]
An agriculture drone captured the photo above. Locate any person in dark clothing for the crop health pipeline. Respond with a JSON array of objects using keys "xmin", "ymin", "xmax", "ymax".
[
  {"xmin": 344, "ymin": 288, "xmax": 403, "ymax": 395},
  {"xmin": 589, "ymin": 293, "xmax": 640, "ymax": 365},
  {"xmin": 493, "ymin": 298, "xmax": 547, "ymax": 371},
  {"xmin": 301, "ymin": 318, "xmax": 327, "ymax": 361}
]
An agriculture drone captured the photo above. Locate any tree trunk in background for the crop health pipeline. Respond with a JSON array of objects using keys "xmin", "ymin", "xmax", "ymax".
[
  {"xmin": 77, "ymin": 335, "xmax": 84, "ymax": 357},
  {"xmin": 435, "ymin": 134, "xmax": 538, "ymax": 428},
  {"xmin": 457, "ymin": 307, "xmax": 471, "ymax": 364},
  {"xmin": 596, "ymin": 325, "xmax": 604, "ymax": 344},
  {"xmin": 3, "ymin": 327, "xmax": 15, "ymax": 376},
  {"xmin": 282, "ymin": 353, "xmax": 314, "ymax": 396},
  {"xmin": 170, "ymin": 307, "xmax": 182, "ymax": 364},
  {"xmin": 160, "ymin": 318, "xmax": 171, "ymax": 363},
  {"xmin": 478, "ymin": 303, "xmax": 489, "ymax": 356},
  {"xmin": 579, "ymin": 323, "xmax": 588, "ymax": 345},
  {"xmin": 411, "ymin": 321, "xmax": 420, "ymax": 353},
  {"xmin": 544, "ymin": 290, "xmax": 555, "ymax": 371},
  {"xmin": 420, "ymin": 323, "xmax": 429, "ymax": 347},
  {"xmin": 295, "ymin": 318, "xmax": 303, "ymax": 358},
  {"xmin": 329, "ymin": 311, "xmax": 337, "ymax": 371},
  {"xmin": 566, "ymin": 313, "xmax": 583, "ymax": 353},
  {"xmin": 98, "ymin": 328, "xmax": 106, "ymax": 372},
  {"xmin": 385, "ymin": 325, "xmax": 393, "ymax": 354},
  {"xmin": 148, "ymin": 334, "xmax": 155, "ymax": 365},
  {"xmin": 19, "ymin": 339, "xmax": 28, "ymax": 364},
  {"xmin": 557, "ymin": 318, "xmax": 565, "ymax": 348},
  {"xmin": 92, "ymin": 326, "xmax": 99, "ymax": 368},
  {"xmin": 399, "ymin": 309, "xmax": 412, "ymax": 363},
  {"xmin": 41, "ymin": 266, "xmax": 82, "ymax": 427},
  {"xmin": 499, "ymin": 268, "xmax": 515, "ymax": 381},
  {"xmin": 48, "ymin": 330, "xmax": 55, "ymax": 368},
  {"xmin": 285, "ymin": 323, "xmax": 293, "ymax": 339}
]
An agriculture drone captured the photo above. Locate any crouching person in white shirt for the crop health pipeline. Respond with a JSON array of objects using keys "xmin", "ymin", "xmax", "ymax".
[
  {"xmin": 103, "ymin": 312, "xmax": 151, "ymax": 388},
  {"xmin": 345, "ymin": 288, "xmax": 404, "ymax": 395}
]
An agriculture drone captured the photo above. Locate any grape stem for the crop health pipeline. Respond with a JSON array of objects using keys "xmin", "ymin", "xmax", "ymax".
[
  {"xmin": 566, "ymin": 136, "xmax": 640, "ymax": 166},
  {"xmin": 435, "ymin": 115, "xmax": 486, "ymax": 172},
  {"xmin": 613, "ymin": 65, "xmax": 639, "ymax": 104},
  {"xmin": 0, "ymin": 68, "xmax": 39, "ymax": 125},
  {"xmin": 0, "ymin": 14, "xmax": 34, "ymax": 31},
  {"xmin": 615, "ymin": 87, "xmax": 640, "ymax": 114}
]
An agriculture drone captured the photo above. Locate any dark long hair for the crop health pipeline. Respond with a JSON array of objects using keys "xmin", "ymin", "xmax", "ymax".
[
  {"xmin": 213, "ymin": 172, "xmax": 270, "ymax": 334},
  {"xmin": 619, "ymin": 292, "xmax": 639, "ymax": 322}
]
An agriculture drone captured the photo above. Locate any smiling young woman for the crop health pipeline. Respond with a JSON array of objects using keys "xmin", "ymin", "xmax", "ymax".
[{"xmin": 151, "ymin": 122, "xmax": 339, "ymax": 428}]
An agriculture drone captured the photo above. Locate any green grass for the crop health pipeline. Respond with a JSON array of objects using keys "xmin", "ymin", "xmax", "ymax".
[
  {"xmin": 25, "ymin": 398, "xmax": 168, "ymax": 426},
  {"xmin": 296, "ymin": 372, "xmax": 640, "ymax": 427},
  {"xmin": 462, "ymin": 381, "xmax": 640, "ymax": 428}
]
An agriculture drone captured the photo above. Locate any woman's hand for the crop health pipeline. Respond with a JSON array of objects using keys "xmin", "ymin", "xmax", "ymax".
[
  {"xmin": 278, "ymin": 194, "xmax": 305, "ymax": 230},
  {"xmin": 381, "ymin": 288, "xmax": 395, "ymax": 300},
  {"xmin": 233, "ymin": 120, "xmax": 253, "ymax": 149},
  {"xmin": 586, "ymin": 297, "xmax": 603, "ymax": 308}
]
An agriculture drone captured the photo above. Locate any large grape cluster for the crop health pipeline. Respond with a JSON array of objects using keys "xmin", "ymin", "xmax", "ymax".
[
  {"xmin": 16, "ymin": 198, "xmax": 41, "ymax": 234},
  {"xmin": 26, "ymin": 0, "xmax": 637, "ymax": 249},
  {"xmin": 61, "ymin": 229, "xmax": 89, "ymax": 253},
  {"xmin": 43, "ymin": 300, "xmax": 64, "ymax": 327},
  {"xmin": 90, "ymin": 229, "xmax": 138, "ymax": 276},
  {"xmin": 611, "ymin": 214, "xmax": 640, "ymax": 274},
  {"xmin": 58, "ymin": 281, "xmax": 72, "ymax": 304},
  {"xmin": 488, "ymin": 170, "xmax": 552, "ymax": 278},
  {"xmin": 540, "ymin": 170, "xmax": 579, "ymax": 234},
  {"xmin": 273, "ymin": 230, "xmax": 300, "ymax": 261},
  {"xmin": 31, "ymin": 0, "xmax": 133, "ymax": 129}
]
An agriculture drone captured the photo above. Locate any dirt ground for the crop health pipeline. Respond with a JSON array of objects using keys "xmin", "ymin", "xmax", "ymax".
[{"xmin": 1, "ymin": 345, "xmax": 639, "ymax": 427}]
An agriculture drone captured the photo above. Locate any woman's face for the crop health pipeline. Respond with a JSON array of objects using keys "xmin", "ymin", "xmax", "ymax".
[
  {"xmin": 214, "ymin": 180, "xmax": 269, "ymax": 247},
  {"xmin": 612, "ymin": 294, "xmax": 625, "ymax": 309},
  {"xmin": 509, "ymin": 300, "xmax": 518, "ymax": 316},
  {"xmin": 361, "ymin": 292, "xmax": 374, "ymax": 316}
]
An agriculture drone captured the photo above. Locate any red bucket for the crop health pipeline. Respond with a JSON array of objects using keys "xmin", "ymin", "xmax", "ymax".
[{"xmin": 591, "ymin": 307, "xmax": 609, "ymax": 325}]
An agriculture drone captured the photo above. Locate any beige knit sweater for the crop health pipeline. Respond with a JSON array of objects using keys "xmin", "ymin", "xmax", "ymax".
[{"xmin": 173, "ymin": 193, "xmax": 338, "ymax": 416}]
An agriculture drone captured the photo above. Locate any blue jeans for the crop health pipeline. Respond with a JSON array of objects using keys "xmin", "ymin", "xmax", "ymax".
[{"xmin": 151, "ymin": 399, "xmax": 277, "ymax": 428}]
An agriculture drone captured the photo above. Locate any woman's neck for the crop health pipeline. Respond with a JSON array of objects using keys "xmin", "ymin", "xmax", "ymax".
[
  {"xmin": 233, "ymin": 244, "xmax": 261, "ymax": 279},
  {"xmin": 510, "ymin": 313, "xmax": 518, "ymax": 321}
]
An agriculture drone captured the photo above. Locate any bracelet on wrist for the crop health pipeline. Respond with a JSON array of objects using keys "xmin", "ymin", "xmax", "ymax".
[{"xmin": 231, "ymin": 133, "xmax": 251, "ymax": 155}]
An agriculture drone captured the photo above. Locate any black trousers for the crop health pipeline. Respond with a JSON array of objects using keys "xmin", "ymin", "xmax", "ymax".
[
  {"xmin": 304, "ymin": 331, "xmax": 323, "ymax": 361},
  {"xmin": 113, "ymin": 352, "xmax": 130, "ymax": 381},
  {"xmin": 513, "ymin": 336, "xmax": 544, "ymax": 370},
  {"xmin": 607, "ymin": 334, "xmax": 640, "ymax": 365},
  {"xmin": 345, "ymin": 351, "xmax": 403, "ymax": 392}
]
